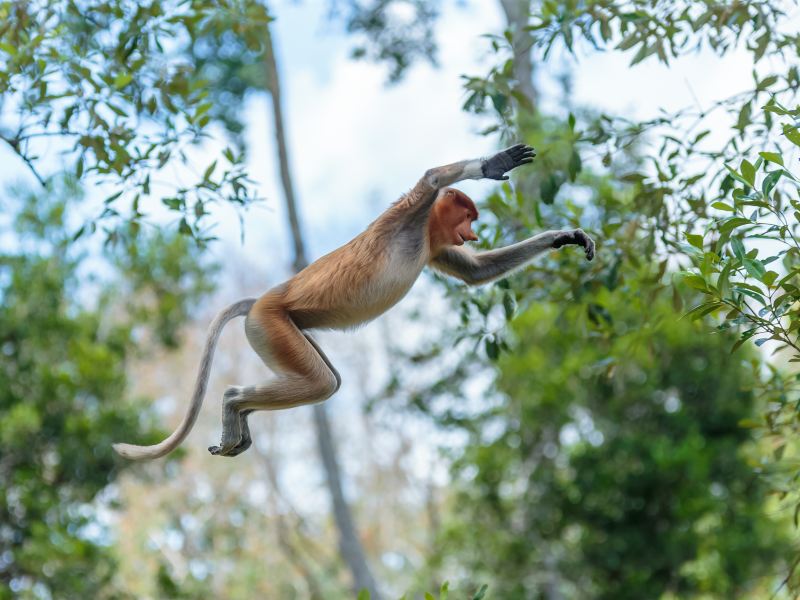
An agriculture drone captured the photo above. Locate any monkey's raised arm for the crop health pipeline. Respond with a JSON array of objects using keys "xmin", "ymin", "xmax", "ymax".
[
  {"xmin": 403, "ymin": 144, "xmax": 535, "ymax": 217},
  {"xmin": 430, "ymin": 228, "xmax": 594, "ymax": 285}
]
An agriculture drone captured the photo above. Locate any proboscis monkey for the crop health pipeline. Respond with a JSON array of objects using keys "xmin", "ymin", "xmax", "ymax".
[{"xmin": 113, "ymin": 144, "xmax": 594, "ymax": 460}]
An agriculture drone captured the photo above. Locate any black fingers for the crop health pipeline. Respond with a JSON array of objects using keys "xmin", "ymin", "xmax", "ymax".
[
  {"xmin": 553, "ymin": 228, "xmax": 596, "ymax": 261},
  {"xmin": 506, "ymin": 143, "xmax": 536, "ymax": 167},
  {"xmin": 575, "ymin": 229, "xmax": 595, "ymax": 261},
  {"xmin": 482, "ymin": 143, "xmax": 536, "ymax": 180}
]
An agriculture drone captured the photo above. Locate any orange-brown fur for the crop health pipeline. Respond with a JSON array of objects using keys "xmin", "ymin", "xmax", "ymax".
[
  {"xmin": 112, "ymin": 145, "xmax": 551, "ymax": 460},
  {"xmin": 258, "ymin": 188, "xmax": 478, "ymax": 333}
]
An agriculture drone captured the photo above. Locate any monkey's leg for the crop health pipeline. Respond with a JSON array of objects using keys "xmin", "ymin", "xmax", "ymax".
[
  {"xmin": 222, "ymin": 333, "xmax": 340, "ymax": 457},
  {"xmin": 209, "ymin": 303, "xmax": 340, "ymax": 457}
]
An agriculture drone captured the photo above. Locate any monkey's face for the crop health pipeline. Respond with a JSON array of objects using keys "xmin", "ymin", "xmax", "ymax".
[{"xmin": 431, "ymin": 188, "xmax": 479, "ymax": 249}]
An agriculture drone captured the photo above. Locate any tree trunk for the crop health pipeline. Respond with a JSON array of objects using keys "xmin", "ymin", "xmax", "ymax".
[
  {"xmin": 498, "ymin": 0, "xmax": 537, "ymax": 108},
  {"xmin": 497, "ymin": 5, "xmax": 563, "ymax": 597},
  {"xmin": 262, "ymin": 23, "xmax": 381, "ymax": 600}
]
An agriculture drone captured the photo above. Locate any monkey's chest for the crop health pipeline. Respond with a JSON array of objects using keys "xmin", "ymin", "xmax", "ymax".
[{"xmin": 358, "ymin": 256, "xmax": 424, "ymax": 316}]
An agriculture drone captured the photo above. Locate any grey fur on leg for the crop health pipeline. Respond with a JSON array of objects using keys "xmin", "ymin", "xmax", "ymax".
[
  {"xmin": 208, "ymin": 385, "xmax": 246, "ymax": 456},
  {"xmin": 224, "ymin": 410, "xmax": 253, "ymax": 457}
]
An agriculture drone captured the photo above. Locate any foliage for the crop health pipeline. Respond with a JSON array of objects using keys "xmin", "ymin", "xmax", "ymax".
[
  {"xmin": 383, "ymin": 103, "xmax": 787, "ymax": 594},
  {"xmin": 360, "ymin": 581, "xmax": 487, "ymax": 600},
  {"xmin": 527, "ymin": 1, "xmax": 797, "ymax": 64},
  {"xmin": 0, "ymin": 0, "xmax": 266, "ymax": 243},
  {"xmin": 433, "ymin": 295, "xmax": 785, "ymax": 599},
  {"xmin": 678, "ymin": 100, "xmax": 800, "ymax": 543},
  {"xmin": 0, "ymin": 179, "xmax": 214, "ymax": 598},
  {"xmin": 437, "ymin": 0, "xmax": 800, "ymax": 586},
  {"xmin": 333, "ymin": 0, "xmax": 439, "ymax": 83}
]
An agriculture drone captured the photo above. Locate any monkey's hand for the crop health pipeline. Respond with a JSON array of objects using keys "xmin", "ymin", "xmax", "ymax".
[
  {"xmin": 481, "ymin": 143, "xmax": 536, "ymax": 180},
  {"xmin": 553, "ymin": 228, "xmax": 595, "ymax": 261}
]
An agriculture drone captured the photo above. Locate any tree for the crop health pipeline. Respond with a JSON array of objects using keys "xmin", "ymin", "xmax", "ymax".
[
  {"xmin": 0, "ymin": 0, "xmax": 263, "ymax": 242},
  {"xmin": 346, "ymin": 0, "xmax": 797, "ymax": 593},
  {"xmin": 0, "ymin": 178, "xmax": 214, "ymax": 598},
  {"xmin": 513, "ymin": 1, "xmax": 800, "ymax": 576},
  {"xmin": 433, "ymin": 295, "xmax": 786, "ymax": 598}
]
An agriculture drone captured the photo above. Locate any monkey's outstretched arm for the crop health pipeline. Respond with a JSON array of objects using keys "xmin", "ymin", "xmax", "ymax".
[
  {"xmin": 430, "ymin": 229, "xmax": 594, "ymax": 285},
  {"xmin": 402, "ymin": 144, "xmax": 535, "ymax": 217}
]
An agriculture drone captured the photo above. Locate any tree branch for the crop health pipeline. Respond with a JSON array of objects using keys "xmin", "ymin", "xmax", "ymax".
[{"xmin": 0, "ymin": 132, "xmax": 47, "ymax": 187}]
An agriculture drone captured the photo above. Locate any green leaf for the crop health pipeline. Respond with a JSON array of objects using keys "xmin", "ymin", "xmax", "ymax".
[
  {"xmin": 740, "ymin": 159, "xmax": 755, "ymax": 185},
  {"xmin": 685, "ymin": 233, "xmax": 704, "ymax": 249},
  {"xmin": 540, "ymin": 173, "xmax": 563, "ymax": 205},
  {"xmin": 681, "ymin": 273, "xmax": 708, "ymax": 292},
  {"xmin": 730, "ymin": 237, "xmax": 745, "ymax": 261},
  {"xmin": 718, "ymin": 217, "xmax": 751, "ymax": 234},
  {"xmin": 736, "ymin": 102, "xmax": 751, "ymax": 131},
  {"xmin": 473, "ymin": 584, "xmax": 489, "ymax": 600},
  {"xmin": 761, "ymin": 170, "xmax": 782, "ymax": 198},
  {"xmin": 731, "ymin": 329, "xmax": 757, "ymax": 353},
  {"xmin": 113, "ymin": 72, "xmax": 133, "ymax": 88},
  {"xmin": 758, "ymin": 151, "xmax": 783, "ymax": 166},
  {"xmin": 503, "ymin": 292, "xmax": 517, "ymax": 321},
  {"xmin": 440, "ymin": 581, "xmax": 450, "ymax": 600},
  {"xmin": 724, "ymin": 165, "xmax": 750, "ymax": 187},
  {"xmin": 757, "ymin": 74, "xmax": 778, "ymax": 90},
  {"xmin": 743, "ymin": 258, "xmax": 766, "ymax": 280},
  {"xmin": 568, "ymin": 149, "xmax": 582, "ymax": 181},
  {"xmin": 711, "ymin": 202, "xmax": 734, "ymax": 212},
  {"xmin": 685, "ymin": 301, "xmax": 723, "ymax": 321},
  {"xmin": 425, "ymin": 594, "xmax": 435, "ymax": 600},
  {"xmin": 203, "ymin": 160, "xmax": 217, "ymax": 182},
  {"xmin": 732, "ymin": 285, "xmax": 765, "ymax": 305},
  {"xmin": 783, "ymin": 124, "xmax": 800, "ymax": 147},
  {"xmin": 357, "ymin": 590, "xmax": 370, "ymax": 600},
  {"xmin": 485, "ymin": 337, "xmax": 500, "ymax": 361}
]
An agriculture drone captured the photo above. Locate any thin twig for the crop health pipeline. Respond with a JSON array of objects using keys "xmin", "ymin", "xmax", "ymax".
[{"xmin": 0, "ymin": 133, "xmax": 47, "ymax": 187}]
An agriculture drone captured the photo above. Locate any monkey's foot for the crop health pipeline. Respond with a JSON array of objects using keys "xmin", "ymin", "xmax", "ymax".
[
  {"xmin": 209, "ymin": 386, "xmax": 246, "ymax": 457},
  {"xmin": 225, "ymin": 409, "xmax": 254, "ymax": 456},
  {"xmin": 226, "ymin": 438, "xmax": 252, "ymax": 457},
  {"xmin": 208, "ymin": 437, "xmax": 251, "ymax": 457}
]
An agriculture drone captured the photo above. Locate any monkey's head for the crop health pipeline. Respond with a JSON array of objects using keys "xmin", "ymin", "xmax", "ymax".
[{"xmin": 429, "ymin": 188, "xmax": 479, "ymax": 250}]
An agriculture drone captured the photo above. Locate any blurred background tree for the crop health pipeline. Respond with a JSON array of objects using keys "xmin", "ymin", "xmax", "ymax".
[{"xmin": 0, "ymin": 178, "xmax": 214, "ymax": 598}]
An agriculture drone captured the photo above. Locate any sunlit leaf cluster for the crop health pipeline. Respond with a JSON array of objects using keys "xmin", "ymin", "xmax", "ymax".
[{"xmin": 0, "ymin": 0, "xmax": 269, "ymax": 243}]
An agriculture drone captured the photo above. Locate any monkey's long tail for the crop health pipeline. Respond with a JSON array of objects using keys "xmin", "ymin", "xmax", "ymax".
[{"xmin": 112, "ymin": 298, "xmax": 257, "ymax": 460}]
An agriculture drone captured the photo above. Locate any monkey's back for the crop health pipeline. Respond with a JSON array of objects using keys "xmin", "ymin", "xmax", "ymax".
[{"xmin": 280, "ymin": 222, "xmax": 427, "ymax": 330}]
